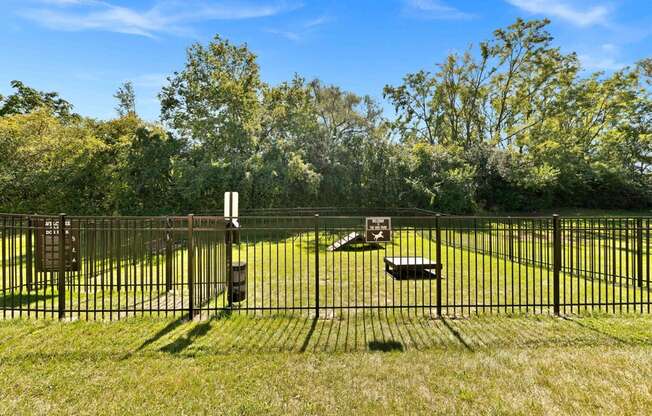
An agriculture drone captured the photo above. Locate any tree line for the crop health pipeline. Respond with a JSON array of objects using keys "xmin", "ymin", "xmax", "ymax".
[{"xmin": 1, "ymin": 19, "xmax": 651, "ymax": 215}]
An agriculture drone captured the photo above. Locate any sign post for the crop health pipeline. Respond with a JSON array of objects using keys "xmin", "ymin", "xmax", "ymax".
[
  {"xmin": 224, "ymin": 192, "xmax": 239, "ymax": 306},
  {"xmin": 365, "ymin": 217, "xmax": 392, "ymax": 243}
]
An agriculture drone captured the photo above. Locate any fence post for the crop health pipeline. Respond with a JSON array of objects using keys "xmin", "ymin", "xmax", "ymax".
[
  {"xmin": 165, "ymin": 217, "xmax": 172, "ymax": 292},
  {"xmin": 26, "ymin": 216, "xmax": 33, "ymax": 292},
  {"xmin": 187, "ymin": 214, "xmax": 194, "ymax": 319},
  {"xmin": 112, "ymin": 219, "xmax": 120, "ymax": 292},
  {"xmin": 314, "ymin": 214, "xmax": 320, "ymax": 319},
  {"xmin": 508, "ymin": 216, "xmax": 514, "ymax": 260},
  {"xmin": 58, "ymin": 213, "xmax": 66, "ymax": 320},
  {"xmin": 435, "ymin": 214, "xmax": 442, "ymax": 317},
  {"xmin": 553, "ymin": 214, "xmax": 561, "ymax": 316},
  {"xmin": 225, "ymin": 219, "xmax": 233, "ymax": 307},
  {"xmin": 637, "ymin": 218, "xmax": 644, "ymax": 288}
]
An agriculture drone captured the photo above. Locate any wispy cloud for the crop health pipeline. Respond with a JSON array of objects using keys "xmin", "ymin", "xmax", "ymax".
[
  {"xmin": 18, "ymin": 0, "xmax": 300, "ymax": 38},
  {"xmin": 506, "ymin": 0, "xmax": 609, "ymax": 27},
  {"xmin": 266, "ymin": 14, "xmax": 331, "ymax": 42},
  {"xmin": 266, "ymin": 28, "xmax": 302, "ymax": 41},
  {"xmin": 304, "ymin": 15, "xmax": 330, "ymax": 29},
  {"xmin": 132, "ymin": 73, "xmax": 169, "ymax": 89},
  {"xmin": 579, "ymin": 44, "xmax": 627, "ymax": 72},
  {"xmin": 402, "ymin": 0, "xmax": 475, "ymax": 20}
]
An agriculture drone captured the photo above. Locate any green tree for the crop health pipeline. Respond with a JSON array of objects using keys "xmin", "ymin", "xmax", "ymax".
[
  {"xmin": 0, "ymin": 80, "xmax": 77, "ymax": 120},
  {"xmin": 0, "ymin": 109, "xmax": 105, "ymax": 213},
  {"xmin": 160, "ymin": 35, "xmax": 263, "ymax": 211},
  {"xmin": 114, "ymin": 81, "xmax": 136, "ymax": 117}
]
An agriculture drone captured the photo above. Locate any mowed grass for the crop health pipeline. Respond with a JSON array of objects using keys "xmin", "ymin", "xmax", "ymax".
[{"xmin": 1, "ymin": 313, "xmax": 652, "ymax": 415}]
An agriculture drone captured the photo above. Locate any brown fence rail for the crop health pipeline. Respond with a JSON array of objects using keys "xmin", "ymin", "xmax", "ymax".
[{"xmin": 1, "ymin": 213, "xmax": 650, "ymax": 320}]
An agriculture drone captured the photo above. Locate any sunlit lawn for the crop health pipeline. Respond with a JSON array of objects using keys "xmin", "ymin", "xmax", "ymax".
[
  {"xmin": 1, "ymin": 313, "xmax": 652, "ymax": 415},
  {"xmin": 2, "ymin": 215, "xmax": 652, "ymax": 414}
]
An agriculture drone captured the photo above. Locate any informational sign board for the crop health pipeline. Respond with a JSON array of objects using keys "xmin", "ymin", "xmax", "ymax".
[
  {"xmin": 224, "ymin": 191, "xmax": 240, "ymax": 244},
  {"xmin": 35, "ymin": 218, "xmax": 80, "ymax": 272},
  {"xmin": 224, "ymin": 192, "xmax": 239, "ymax": 218},
  {"xmin": 365, "ymin": 217, "xmax": 392, "ymax": 243}
]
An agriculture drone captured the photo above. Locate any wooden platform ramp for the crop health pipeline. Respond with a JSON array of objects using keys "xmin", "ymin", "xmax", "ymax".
[
  {"xmin": 327, "ymin": 232, "xmax": 364, "ymax": 251},
  {"xmin": 327, "ymin": 232, "xmax": 382, "ymax": 251}
]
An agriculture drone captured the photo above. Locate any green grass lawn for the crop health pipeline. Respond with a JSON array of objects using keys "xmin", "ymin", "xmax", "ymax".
[
  {"xmin": 2, "ymin": 213, "xmax": 652, "ymax": 414},
  {"xmin": 1, "ymin": 313, "xmax": 652, "ymax": 415}
]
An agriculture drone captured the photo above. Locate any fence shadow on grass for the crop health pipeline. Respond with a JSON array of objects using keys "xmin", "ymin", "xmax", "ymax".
[
  {"xmin": 130, "ymin": 311, "xmax": 652, "ymax": 356},
  {"xmin": 0, "ymin": 293, "xmax": 56, "ymax": 309}
]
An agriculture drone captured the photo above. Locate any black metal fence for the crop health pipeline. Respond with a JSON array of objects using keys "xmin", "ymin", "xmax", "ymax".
[
  {"xmin": 0, "ymin": 214, "xmax": 227, "ymax": 319},
  {"xmin": 1, "ymin": 212, "xmax": 650, "ymax": 319}
]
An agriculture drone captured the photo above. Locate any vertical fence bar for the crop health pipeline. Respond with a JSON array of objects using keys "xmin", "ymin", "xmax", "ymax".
[
  {"xmin": 26, "ymin": 216, "xmax": 33, "ymax": 292},
  {"xmin": 114, "ymin": 219, "xmax": 121, "ymax": 294},
  {"xmin": 315, "ymin": 214, "xmax": 320, "ymax": 318},
  {"xmin": 58, "ymin": 214, "xmax": 66, "ymax": 320},
  {"xmin": 435, "ymin": 214, "xmax": 442, "ymax": 317},
  {"xmin": 225, "ymin": 219, "xmax": 233, "ymax": 307},
  {"xmin": 553, "ymin": 214, "xmax": 561, "ymax": 316},
  {"xmin": 165, "ymin": 217, "xmax": 172, "ymax": 292},
  {"xmin": 187, "ymin": 214, "xmax": 194, "ymax": 318},
  {"xmin": 637, "ymin": 218, "xmax": 643, "ymax": 288}
]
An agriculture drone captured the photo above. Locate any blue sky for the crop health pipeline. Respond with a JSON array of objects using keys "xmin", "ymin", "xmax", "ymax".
[{"xmin": 1, "ymin": 0, "xmax": 651, "ymax": 120}]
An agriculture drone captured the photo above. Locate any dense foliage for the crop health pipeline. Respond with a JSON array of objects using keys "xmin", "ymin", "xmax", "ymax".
[{"xmin": 1, "ymin": 19, "xmax": 650, "ymax": 215}]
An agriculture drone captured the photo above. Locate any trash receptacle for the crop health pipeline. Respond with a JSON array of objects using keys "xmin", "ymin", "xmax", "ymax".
[{"xmin": 229, "ymin": 261, "xmax": 247, "ymax": 303}]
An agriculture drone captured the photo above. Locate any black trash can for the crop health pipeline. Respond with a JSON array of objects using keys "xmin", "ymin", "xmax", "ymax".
[{"xmin": 229, "ymin": 261, "xmax": 247, "ymax": 303}]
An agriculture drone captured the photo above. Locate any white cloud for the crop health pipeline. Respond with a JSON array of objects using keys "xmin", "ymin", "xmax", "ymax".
[
  {"xmin": 303, "ymin": 15, "xmax": 330, "ymax": 29},
  {"xmin": 579, "ymin": 44, "xmax": 627, "ymax": 72},
  {"xmin": 506, "ymin": 0, "xmax": 609, "ymax": 27},
  {"xmin": 132, "ymin": 73, "xmax": 169, "ymax": 89},
  {"xmin": 266, "ymin": 15, "xmax": 331, "ymax": 42},
  {"xmin": 579, "ymin": 54, "xmax": 627, "ymax": 71},
  {"xmin": 18, "ymin": 0, "xmax": 299, "ymax": 37},
  {"xmin": 403, "ymin": 0, "xmax": 475, "ymax": 20},
  {"xmin": 39, "ymin": 0, "xmax": 100, "ymax": 5},
  {"xmin": 265, "ymin": 28, "xmax": 302, "ymax": 41}
]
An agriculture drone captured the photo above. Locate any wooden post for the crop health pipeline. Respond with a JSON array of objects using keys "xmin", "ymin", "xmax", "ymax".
[
  {"xmin": 314, "ymin": 214, "xmax": 320, "ymax": 319},
  {"xmin": 553, "ymin": 214, "xmax": 561, "ymax": 316},
  {"xmin": 187, "ymin": 214, "xmax": 194, "ymax": 318},
  {"xmin": 58, "ymin": 214, "xmax": 66, "ymax": 320},
  {"xmin": 435, "ymin": 214, "xmax": 442, "ymax": 317}
]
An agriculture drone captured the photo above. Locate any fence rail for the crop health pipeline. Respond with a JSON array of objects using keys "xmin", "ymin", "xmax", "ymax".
[{"xmin": 1, "ymin": 212, "xmax": 650, "ymax": 319}]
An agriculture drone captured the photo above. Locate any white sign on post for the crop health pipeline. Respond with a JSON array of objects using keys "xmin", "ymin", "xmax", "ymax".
[
  {"xmin": 224, "ymin": 192, "xmax": 240, "ymax": 243},
  {"xmin": 224, "ymin": 192, "xmax": 239, "ymax": 219}
]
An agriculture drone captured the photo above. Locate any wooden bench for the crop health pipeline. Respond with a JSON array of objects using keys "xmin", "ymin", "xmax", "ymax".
[{"xmin": 384, "ymin": 256, "xmax": 442, "ymax": 280}]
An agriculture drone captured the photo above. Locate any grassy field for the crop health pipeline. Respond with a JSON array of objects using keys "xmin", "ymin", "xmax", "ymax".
[
  {"xmin": 1, "ymin": 313, "xmax": 652, "ymax": 415},
  {"xmin": 2, "ymin": 213, "xmax": 652, "ymax": 414}
]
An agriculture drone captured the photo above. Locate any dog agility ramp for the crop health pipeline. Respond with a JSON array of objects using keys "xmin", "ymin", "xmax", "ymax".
[{"xmin": 327, "ymin": 232, "xmax": 365, "ymax": 251}]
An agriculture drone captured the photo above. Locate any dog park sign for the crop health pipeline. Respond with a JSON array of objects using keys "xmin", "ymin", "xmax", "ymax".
[
  {"xmin": 35, "ymin": 218, "xmax": 80, "ymax": 272},
  {"xmin": 365, "ymin": 217, "xmax": 391, "ymax": 243}
]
